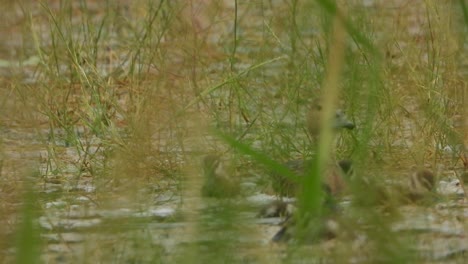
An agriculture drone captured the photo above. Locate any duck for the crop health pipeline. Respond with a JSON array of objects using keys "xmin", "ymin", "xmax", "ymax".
[
  {"xmin": 270, "ymin": 102, "xmax": 355, "ymax": 199},
  {"xmin": 264, "ymin": 101, "xmax": 355, "ymax": 242},
  {"xmin": 272, "ymin": 168, "xmax": 437, "ymax": 243},
  {"xmin": 201, "ymin": 154, "xmax": 240, "ymax": 198}
]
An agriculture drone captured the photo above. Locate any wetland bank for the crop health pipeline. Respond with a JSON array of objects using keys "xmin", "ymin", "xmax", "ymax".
[{"xmin": 0, "ymin": 0, "xmax": 467, "ymax": 263}]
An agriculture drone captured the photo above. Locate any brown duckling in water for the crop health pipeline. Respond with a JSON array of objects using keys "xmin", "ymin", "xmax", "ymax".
[
  {"xmin": 376, "ymin": 168, "xmax": 437, "ymax": 206},
  {"xmin": 406, "ymin": 168, "xmax": 436, "ymax": 201},
  {"xmin": 201, "ymin": 154, "xmax": 240, "ymax": 198}
]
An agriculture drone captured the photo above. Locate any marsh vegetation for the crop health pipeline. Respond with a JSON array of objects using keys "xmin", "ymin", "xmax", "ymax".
[{"xmin": 0, "ymin": 0, "xmax": 467, "ymax": 263}]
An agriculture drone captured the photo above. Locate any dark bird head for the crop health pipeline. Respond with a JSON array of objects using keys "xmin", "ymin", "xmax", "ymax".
[{"xmin": 306, "ymin": 102, "xmax": 354, "ymax": 137}]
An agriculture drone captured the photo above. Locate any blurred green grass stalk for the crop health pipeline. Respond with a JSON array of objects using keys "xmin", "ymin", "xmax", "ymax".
[{"xmin": 15, "ymin": 173, "xmax": 41, "ymax": 264}]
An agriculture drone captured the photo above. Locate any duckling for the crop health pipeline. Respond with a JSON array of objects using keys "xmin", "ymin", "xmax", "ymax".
[
  {"xmin": 201, "ymin": 154, "xmax": 240, "ymax": 198},
  {"xmin": 406, "ymin": 168, "xmax": 436, "ymax": 202},
  {"xmin": 354, "ymin": 168, "xmax": 437, "ymax": 211},
  {"xmin": 387, "ymin": 168, "xmax": 436, "ymax": 204}
]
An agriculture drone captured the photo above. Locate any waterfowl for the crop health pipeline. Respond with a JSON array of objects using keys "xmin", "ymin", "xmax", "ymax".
[
  {"xmin": 271, "ymin": 103, "xmax": 355, "ymax": 198},
  {"xmin": 258, "ymin": 199, "xmax": 296, "ymax": 218},
  {"xmin": 261, "ymin": 159, "xmax": 353, "ymax": 218},
  {"xmin": 306, "ymin": 103, "xmax": 355, "ymax": 137},
  {"xmin": 201, "ymin": 154, "xmax": 240, "ymax": 198},
  {"xmin": 271, "ymin": 168, "xmax": 437, "ymax": 243},
  {"xmin": 266, "ymin": 102, "xmax": 354, "ymax": 242},
  {"xmin": 380, "ymin": 168, "xmax": 437, "ymax": 205},
  {"xmin": 272, "ymin": 213, "xmax": 340, "ymax": 243},
  {"xmin": 406, "ymin": 168, "xmax": 436, "ymax": 201}
]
